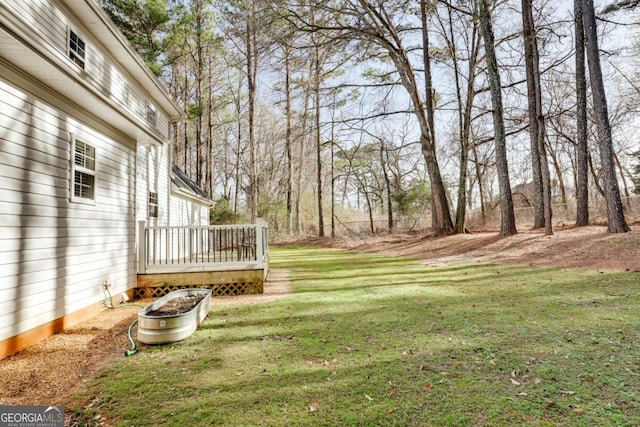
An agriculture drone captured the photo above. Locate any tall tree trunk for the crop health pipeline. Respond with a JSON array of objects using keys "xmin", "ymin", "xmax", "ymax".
[
  {"xmin": 421, "ymin": 0, "xmax": 437, "ymax": 232},
  {"xmin": 521, "ymin": 0, "xmax": 546, "ymax": 230},
  {"xmin": 588, "ymin": 151, "xmax": 605, "ymax": 197},
  {"xmin": 311, "ymin": 8, "xmax": 324, "ymax": 237},
  {"xmin": 478, "ymin": 0, "xmax": 517, "ymax": 236},
  {"xmin": 614, "ymin": 152, "xmax": 631, "ymax": 201},
  {"xmin": 233, "ymin": 75, "xmax": 242, "ymax": 216},
  {"xmin": 329, "ymin": 94, "xmax": 338, "ymax": 238},
  {"xmin": 366, "ymin": 188, "xmax": 375, "ymax": 234},
  {"xmin": 380, "ymin": 139, "xmax": 394, "ymax": 231},
  {"xmin": 330, "ymin": 141, "xmax": 336, "ymax": 238},
  {"xmin": 547, "ymin": 142, "xmax": 567, "ymax": 204},
  {"xmin": 206, "ymin": 56, "xmax": 214, "ymax": 198},
  {"xmin": 575, "ymin": 0, "xmax": 590, "ymax": 226},
  {"xmin": 522, "ymin": 0, "xmax": 553, "ymax": 235},
  {"xmin": 442, "ymin": 3, "xmax": 479, "ymax": 233},
  {"xmin": 472, "ymin": 145, "xmax": 487, "ymax": 222},
  {"xmin": 539, "ymin": 123, "xmax": 553, "ymax": 235},
  {"xmin": 246, "ymin": 2, "xmax": 258, "ymax": 222},
  {"xmin": 284, "ymin": 46, "xmax": 293, "ymax": 234},
  {"xmin": 582, "ymin": 0, "xmax": 630, "ymax": 233},
  {"xmin": 294, "ymin": 75, "xmax": 312, "ymax": 234},
  {"xmin": 170, "ymin": 70, "xmax": 181, "ymax": 168},
  {"xmin": 195, "ymin": 2, "xmax": 204, "ymax": 190}
]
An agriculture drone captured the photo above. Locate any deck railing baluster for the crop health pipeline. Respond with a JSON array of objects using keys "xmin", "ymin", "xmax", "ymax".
[
  {"xmin": 152, "ymin": 228, "xmax": 157, "ymax": 266},
  {"xmin": 141, "ymin": 221, "xmax": 268, "ymax": 273},
  {"xmin": 145, "ymin": 228, "xmax": 149, "ymax": 267}
]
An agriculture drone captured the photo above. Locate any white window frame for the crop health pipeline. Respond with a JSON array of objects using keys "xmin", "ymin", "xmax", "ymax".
[
  {"xmin": 146, "ymin": 103, "xmax": 157, "ymax": 128},
  {"xmin": 148, "ymin": 191, "xmax": 159, "ymax": 219},
  {"xmin": 70, "ymin": 135, "xmax": 97, "ymax": 205},
  {"xmin": 68, "ymin": 28, "xmax": 86, "ymax": 70}
]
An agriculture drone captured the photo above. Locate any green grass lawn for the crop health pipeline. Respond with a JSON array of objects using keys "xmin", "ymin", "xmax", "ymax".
[{"xmin": 69, "ymin": 247, "xmax": 640, "ymax": 426}]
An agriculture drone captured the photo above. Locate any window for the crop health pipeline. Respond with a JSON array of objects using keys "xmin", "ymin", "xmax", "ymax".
[
  {"xmin": 68, "ymin": 29, "xmax": 85, "ymax": 69},
  {"xmin": 71, "ymin": 138, "xmax": 96, "ymax": 203},
  {"xmin": 148, "ymin": 191, "xmax": 158, "ymax": 218},
  {"xmin": 146, "ymin": 103, "xmax": 157, "ymax": 127}
]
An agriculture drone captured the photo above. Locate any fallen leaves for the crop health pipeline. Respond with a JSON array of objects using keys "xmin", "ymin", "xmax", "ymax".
[
  {"xmin": 305, "ymin": 358, "xmax": 337, "ymax": 367},
  {"xmin": 509, "ymin": 370, "xmax": 524, "ymax": 386},
  {"xmin": 259, "ymin": 334, "xmax": 295, "ymax": 341},
  {"xmin": 307, "ymin": 399, "xmax": 321, "ymax": 413}
]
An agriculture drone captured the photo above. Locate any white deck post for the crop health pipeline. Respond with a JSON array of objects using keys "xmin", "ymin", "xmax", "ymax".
[
  {"xmin": 137, "ymin": 220, "xmax": 147, "ymax": 274},
  {"xmin": 255, "ymin": 218, "xmax": 266, "ymax": 268},
  {"xmin": 261, "ymin": 218, "xmax": 269, "ymax": 262}
]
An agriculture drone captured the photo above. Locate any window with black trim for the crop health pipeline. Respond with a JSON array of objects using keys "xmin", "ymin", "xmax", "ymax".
[
  {"xmin": 148, "ymin": 191, "xmax": 158, "ymax": 218},
  {"xmin": 68, "ymin": 29, "xmax": 85, "ymax": 69},
  {"xmin": 146, "ymin": 103, "xmax": 157, "ymax": 127},
  {"xmin": 71, "ymin": 139, "xmax": 96, "ymax": 203}
]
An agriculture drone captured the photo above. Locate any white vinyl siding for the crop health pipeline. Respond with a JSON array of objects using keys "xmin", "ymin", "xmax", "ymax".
[
  {"xmin": 3, "ymin": 0, "xmax": 171, "ymax": 138},
  {"xmin": 0, "ymin": 78, "xmax": 136, "ymax": 342},
  {"xmin": 170, "ymin": 196, "xmax": 210, "ymax": 226},
  {"xmin": 4, "ymin": 0, "xmax": 68, "ymax": 51}
]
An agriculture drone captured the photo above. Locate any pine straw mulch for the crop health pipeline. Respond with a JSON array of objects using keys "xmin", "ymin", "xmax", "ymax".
[{"xmin": 308, "ymin": 224, "xmax": 640, "ymax": 272}]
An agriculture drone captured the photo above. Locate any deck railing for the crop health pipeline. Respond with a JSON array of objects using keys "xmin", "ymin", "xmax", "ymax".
[{"xmin": 137, "ymin": 219, "xmax": 269, "ymax": 274}]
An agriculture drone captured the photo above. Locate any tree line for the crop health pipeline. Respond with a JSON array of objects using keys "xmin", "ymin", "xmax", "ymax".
[{"xmin": 100, "ymin": 0, "xmax": 637, "ymax": 236}]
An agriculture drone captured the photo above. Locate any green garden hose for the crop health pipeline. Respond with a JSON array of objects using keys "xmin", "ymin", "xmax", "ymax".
[
  {"xmin": 103, "ymin": 285, "xmax": 145, "ymax": 309},
  {"xmin": 102, "ymin": 285, "xmax": 145, "ymax": 356},
  {"xmin": 125, "ymin": 319, "xmax": 139, "ymax": 356}
]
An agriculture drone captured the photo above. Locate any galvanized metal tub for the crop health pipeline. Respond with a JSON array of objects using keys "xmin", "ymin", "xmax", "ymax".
[{"xmin": 137, "ymin": 288, "xmax": 212, "ymax": 345}]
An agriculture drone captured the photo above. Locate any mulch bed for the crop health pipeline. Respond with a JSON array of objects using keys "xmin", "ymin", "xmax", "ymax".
[{"xmin": 144, "ymin": 295, "xmax": 206, "ymax": 317}]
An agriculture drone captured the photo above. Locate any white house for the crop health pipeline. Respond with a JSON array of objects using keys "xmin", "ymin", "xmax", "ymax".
[{"xmin": 0, "ymin": 0, "xmax": 211, "ymax": 358}]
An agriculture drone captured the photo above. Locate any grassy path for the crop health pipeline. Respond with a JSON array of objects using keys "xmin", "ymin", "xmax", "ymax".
[{"xmin": 69, "ymin": 247, "xmax": 640, "ymax": 426}]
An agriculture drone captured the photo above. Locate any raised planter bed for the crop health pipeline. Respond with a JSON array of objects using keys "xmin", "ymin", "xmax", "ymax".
[{"xmin": 137, "ymin": 288, "xmax": 212, "ymax": 345}]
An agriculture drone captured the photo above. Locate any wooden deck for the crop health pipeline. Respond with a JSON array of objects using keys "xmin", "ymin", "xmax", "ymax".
[{"xmin": 136, "ymin": 220, "xmax": 269, "ymax": 297}]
